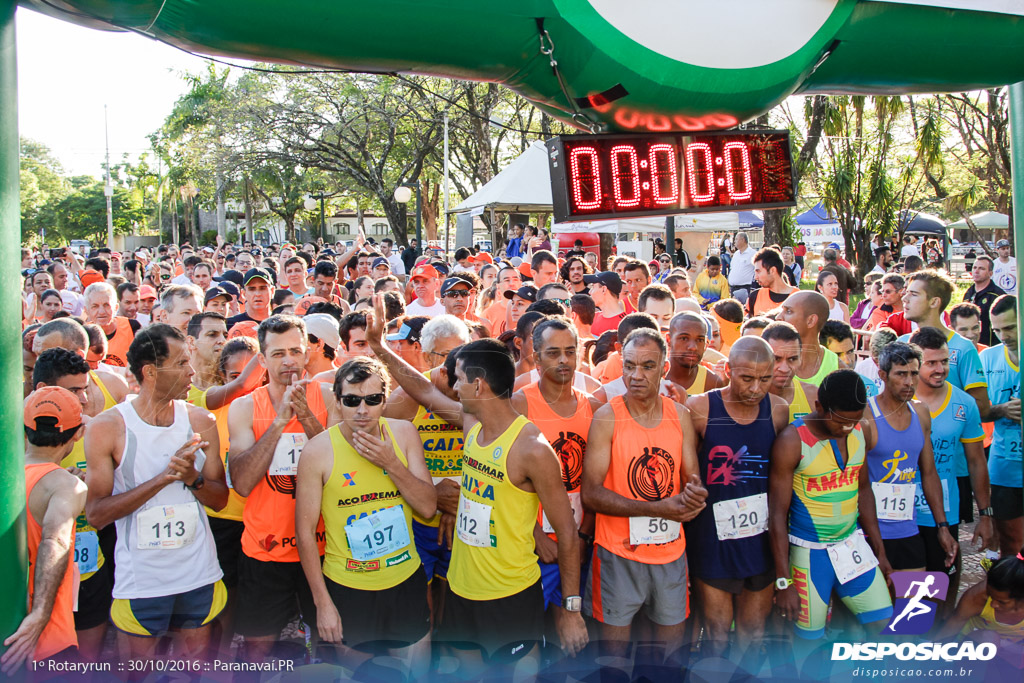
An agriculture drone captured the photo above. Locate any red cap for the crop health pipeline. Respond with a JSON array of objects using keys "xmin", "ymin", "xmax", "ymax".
[
  {"xmin": 410, "ymin": 264, "xmax": 439, "ymax": 281},
  {"xmin": 518, "ymin": 262, "xmax": 533, "ymax": 279},
  {"xmin": 25, "ymin": 386, "xmax": 83, "ymax": 432},
  {"xmin": 139, "ymin": 284, "xmax": 157, "ymax": 300},
  {"xmin": 79, "ymin": 270, "xmax": 105, "ymax": 288},
  {"xmin": 294, "ymin": 295, "xmax": 328, "ymax": 316},
  {"xmin": 228, "ymin": 321, "xmax": 260, "ymax": 340},
  {"xmin": 472, "ymin": 252, "xmax": 494, "ymax": 265}
]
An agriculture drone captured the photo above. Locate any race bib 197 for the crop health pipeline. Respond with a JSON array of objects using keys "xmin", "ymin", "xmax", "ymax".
[{"xmin": 345, "ymin": 506, "xmax": 411, "ymax": 561}]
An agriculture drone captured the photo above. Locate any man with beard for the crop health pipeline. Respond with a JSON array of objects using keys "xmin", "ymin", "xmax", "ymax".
[
  {"xmin": 562, "ymin": 256, "xmax": 590, "ymax": 295},
  {"xmin": 685, "ymin": 337, "xmax": 789, "ymax": 656}
]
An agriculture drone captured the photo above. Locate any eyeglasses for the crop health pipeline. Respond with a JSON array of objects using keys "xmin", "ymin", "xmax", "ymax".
[
  {"xmin": 340, "ymin": 393, "xmax": 386, "ymax": 407},
  {"xmin": 428, "ymin": 349, "xmax": 452, "ymax": 359},
  {"xmin": 160, "ymin": 274, "xmax": 172, "ymax": 281},
  {"xmin": 554, "ymin": 298, "xmax": 572, "ymax": 307},
  {"xmin": 444, "ymin": 290, "xmax": 471, "ymax": 298}
]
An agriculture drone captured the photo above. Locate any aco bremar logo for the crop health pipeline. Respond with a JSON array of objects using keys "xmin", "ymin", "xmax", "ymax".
[{"xmin": 886, "ymin": 571, "xmax": 949, "ymax": 635}]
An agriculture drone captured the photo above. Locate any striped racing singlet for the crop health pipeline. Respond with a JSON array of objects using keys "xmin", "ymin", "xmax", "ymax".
[
  {"xmin": 788, "ymin": 418, "xmax": 866, "ymax": 544},
  {"xmin": 448, "ymin": 415, "xmax": 541, "ymax": 600},
  {"xmin": 321, "ymin": 420, "xmax": 420, "ymax": 590},
  {"xmin": 595, "ymin": 396, "xmax": 686, "ymax": 564}
]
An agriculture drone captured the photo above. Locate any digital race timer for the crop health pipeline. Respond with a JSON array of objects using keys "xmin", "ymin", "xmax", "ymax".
[{"xmin": 546, "ymin": 130, "xmax": 796, "ymax": 223}]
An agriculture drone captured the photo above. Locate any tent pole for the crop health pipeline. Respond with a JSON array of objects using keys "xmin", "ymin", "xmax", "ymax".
[
  {"xmin": 666, "ymin": 216, "xmax": 676, "ymax": 266},
  {"xmin": 0, "ymin": 0, "xmax": 27, "ymax": 647}
]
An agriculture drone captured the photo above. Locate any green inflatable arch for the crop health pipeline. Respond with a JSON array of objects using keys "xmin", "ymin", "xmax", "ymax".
[{"xmin": 2, "ymin": 0, "xmax": 1023, "ymax": 653}]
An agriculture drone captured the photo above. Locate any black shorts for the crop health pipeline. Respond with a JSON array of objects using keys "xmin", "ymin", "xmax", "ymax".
[
  {"xmin": 918, "ymin": 524, "xmax": 960, "ymax": 578},
  {"xmin": 438, "ymin": 581, "xmax": 544, "ymax": 662},
  {"xmin": 324, "ymin": 570, "xmax": 430, "ymax": 651},
  {"xmin": 234, "ymin": 554, "xmax": 317, "ymax": 639},
  {"xmin": 958, "ymin": 476, "xmax": 974, "ymax": 524},
  {"xmin": 991, "ymin": 485, "xmax": 1024, "ymax": 521},
  {"xmin": 74, "ymin": 562, "xmax": 113, "ymax": 631},
  {"xmin": 208, "ymin": 517, "xmax": 244, "ymax": 589},
  {"xmin": 883, "ymin": 533, "xmax": 927, "ymax": 570},
  {"xmin": 696, "ymin": 568, "xmax": 774, "ymax": 596}
]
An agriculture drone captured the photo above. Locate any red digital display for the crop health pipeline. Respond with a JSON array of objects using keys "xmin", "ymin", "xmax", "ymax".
[{"xmin": 547, "ymin": 130, "xmax": 795, "ymax": 223}]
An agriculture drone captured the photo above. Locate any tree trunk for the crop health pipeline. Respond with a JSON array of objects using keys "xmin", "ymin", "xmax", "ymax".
[
  {"xmin": 216, "ymin": 171, "xmax": 227, "ymax": 239},
  {"xmin": 244, "ymin": 177, "xmax": 254, "ymax": 243},
  {"xmin": 421, "ymin": 178, "xmax": 440, "ymax": 241},
  {"xmin": 762, "ymin": 209, "xmax": 787, "ymax": 247}
]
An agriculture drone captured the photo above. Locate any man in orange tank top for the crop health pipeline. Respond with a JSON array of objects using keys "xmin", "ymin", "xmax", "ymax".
[
  {"xmin": 747, "ymin": 247, "xmax": 798, "ymax": 317},
  {"xmin": 585, "ymin": 329, "xmax": 704, "ymax": 663},
  {"xmin": 83, "ymin": 282, "xmax": 139, "ymax": 368},
  {"xmin": 511, "ymin": 317, "xmax": 603, "ymax": 620},
  {"xmin": 3, "ymin": 388, "xmax": 87, "ymax": 674},
  {"xmin": 227, "ymin": 315, "xmax": 334, "ymax": 662},
  {"xmin": 583, "ymin": 328, "xmax": 707, "ymax": 661}
]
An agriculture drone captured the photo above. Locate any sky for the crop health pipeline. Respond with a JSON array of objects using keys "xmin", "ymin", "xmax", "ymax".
[{"xmin": 16, "ymin": 7, "xmax": 227, "ymax": 177}]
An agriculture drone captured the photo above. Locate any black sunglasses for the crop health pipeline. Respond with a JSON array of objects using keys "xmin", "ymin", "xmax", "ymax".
[
  {"xmin": 444, "ymin": 290, "xmax": 471, "ymax": 298},
  {"xmin": 340, "ymin": 393, "xmax": 386, "ymax": 408}
]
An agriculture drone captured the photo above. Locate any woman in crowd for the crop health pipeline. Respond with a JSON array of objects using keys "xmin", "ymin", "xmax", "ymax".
[{"xmin": 816, "ymin": 270, "xmax": 850, "ymax": 323}]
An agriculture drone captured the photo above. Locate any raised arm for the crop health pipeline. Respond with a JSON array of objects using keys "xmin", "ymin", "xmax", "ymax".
[{"xmin": 205, "ymin": 354, "xmax": 266, "ymax": 410}]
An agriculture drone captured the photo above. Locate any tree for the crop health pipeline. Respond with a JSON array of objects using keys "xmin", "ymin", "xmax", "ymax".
[
  {"xmin": 20, "ymin": 138, "xmax": 71, "ymax": 243},
  {"xmin": 49, "ymin": 181, "xmax": 146, "ymax": 244}
]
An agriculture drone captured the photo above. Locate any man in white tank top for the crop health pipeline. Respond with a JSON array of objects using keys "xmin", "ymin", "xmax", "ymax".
[{"xmin": 84, "ymin": 323, "xmax": 228, "ymax": 663}]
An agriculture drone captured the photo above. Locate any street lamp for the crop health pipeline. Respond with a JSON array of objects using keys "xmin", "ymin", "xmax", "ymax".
[
  {"xmin": 394, "ymin": 181, "xmax": 422, "ymax": 253},
  {"xmin": 305, "ymin": 192, "xmax": 327, "ymax": 242}
]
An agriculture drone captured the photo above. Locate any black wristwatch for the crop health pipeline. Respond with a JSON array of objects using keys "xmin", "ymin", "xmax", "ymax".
[
  {"xmin": 186, "ymin": 473, "xmax": 205, "ymax": 491},
  {"xmin": 937, "ymin": 521, "xmax": 949, "ymax": 529},
  {"xmin": 979, "ymin": 507, "xmax": 994, "ymax": 517},
  {"xmin": 578, "ymin": 531, "xmax": 595, "ymax": 545}
]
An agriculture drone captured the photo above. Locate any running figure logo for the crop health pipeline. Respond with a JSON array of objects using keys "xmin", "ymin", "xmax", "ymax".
[
  {"xmin": 628, "ymin": 447, "xmax": 675, "ymax": 501},
  {"xmin": 886, "ymin": 572, "xmax": 949, "ymax": 634}
]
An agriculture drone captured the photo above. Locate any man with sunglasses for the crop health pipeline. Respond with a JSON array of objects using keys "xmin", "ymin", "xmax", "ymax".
[
  {"xmin": 296, "ymin": 358, "xmax": 436, "ymax": 675},
  {"xmin": 769, "ymin": 369, "xmax": 893, "ymax": 641},
  {"xmin": 439, "ymin": 278, "xmax": 473, "ymax": 321},
  {"xmin": 227, "ymin": 315, "xmax": 333, "ymax": 663}
]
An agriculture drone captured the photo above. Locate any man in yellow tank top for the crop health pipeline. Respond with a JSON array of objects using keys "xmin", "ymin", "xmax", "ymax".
[
  {"xmin": 31, "ymin": 347, "xmax": 122, "ymax": 662},
  {"xmin": 762, "ymin": 321, "xmax": 818, "ymax": 423},
  {"xmin": 363, "ymin": 301, "xmax": 587, "ymax": 678},
  {"xmin": 583, "ymin": 328, "xmax": 706, "ymax": 662},
  {"xmin": 296, "ymin": 358, "xmax": 436, "ymax": 675}
]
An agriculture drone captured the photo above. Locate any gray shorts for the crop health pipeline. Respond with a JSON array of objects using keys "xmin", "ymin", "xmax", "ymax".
[{"xmin": 584, "ymin": 544, "xmax": 689, "ymax": 627}]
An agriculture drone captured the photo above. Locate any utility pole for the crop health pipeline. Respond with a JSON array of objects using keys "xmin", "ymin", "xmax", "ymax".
[
  {"xmin": 104, "ymin": 105, "xmax": 114, "ymax": 248},
  {"xmin": 443, "ymin": 113, "xmax": 450, "ymax": 254}
]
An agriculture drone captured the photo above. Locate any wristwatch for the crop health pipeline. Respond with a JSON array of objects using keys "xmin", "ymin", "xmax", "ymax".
[
  {"xmin": 937, "ymin": 521, "xmax": 949, "ymax": 529},
  {"xmin": 775, "ymin": 577, "xmax": 793, "ymax": 590},
  {"xmin": 979, "ymin": 507, "xmax": 994, "ymax": 517},
  {"xmin": 186, "ymin": 473, "xmax": 205, "ymax": 491},
  {"xmin": 563, "ymin": 595, "xmax": 582, "ymax": 612}
]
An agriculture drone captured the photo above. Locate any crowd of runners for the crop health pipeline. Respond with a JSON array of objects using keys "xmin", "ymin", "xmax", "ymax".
[{"xmin": 5, "ymin": 229, "xmax": 1024, "ymax": 678}]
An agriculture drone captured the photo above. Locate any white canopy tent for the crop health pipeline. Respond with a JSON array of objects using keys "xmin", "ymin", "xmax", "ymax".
[
  {"xmin": 552, "ymin": 213, "xmax": 740, "ymax": 234},
  {"xmin": 452, "ymin": 140, "xmax": 553, "ymax": 214}
]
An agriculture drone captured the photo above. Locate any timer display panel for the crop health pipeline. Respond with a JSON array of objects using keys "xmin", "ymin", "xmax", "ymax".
[{"xmin": 547, "ymin": 131, "xmax": 796, "ymax": 222}]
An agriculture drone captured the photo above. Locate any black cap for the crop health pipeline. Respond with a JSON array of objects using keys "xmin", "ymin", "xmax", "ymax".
[
  {"xmin": 583, "ymin": 271, "xmax": 623, "ymax": 296},
  {"xmin": 503, "ymin": 285, "xmax": 538, "ymax": 302},
  {"xmin": 386, "ymin": 316, "xmax": 430, "ymax": 343},
  {"xmin": 242, "ymin": 267, "xmax": 273, "ymax": 287},
  {"xmin": 214, "ymin": 269, "xmax": 244, "ymax": 286},
  {"xmin": 440, "ymin": 277, "xmax": 471, "ymax": 295},
  {"xmin": 204, "ymin": 286, "xmax": 231, "ymax": 305}
]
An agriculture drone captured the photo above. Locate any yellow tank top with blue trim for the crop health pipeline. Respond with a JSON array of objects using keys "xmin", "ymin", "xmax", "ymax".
[
  {"xmin": 788, "ymin": 378, "xmax": 812, "ymax": 423},
  {"xmin": 321, "ymin": 420, "xmax": 420, "ymax": 591},
  {"xmin": 411, "ymin": 369, "xmax": 464, "ymax": 526},
  {"xmin": 448, "ymin": 415, "xmax": 541, "ymax": 601},
  {"xmin": 59, "ymin": 371, "xmax": 117, "ymax": 579},
  {"xmin": 789, "ymin": 418, "xmax": 866, "ymax": 544},
  {"xmin": 187, "ymin": 384, "xmax": 246, "ymax": 521},
  {"xmin": 964, "ymin": 596, "xmax": 1024, "ymax": 641}
]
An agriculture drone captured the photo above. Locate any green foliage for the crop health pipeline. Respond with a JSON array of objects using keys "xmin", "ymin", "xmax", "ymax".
[
  {"xmin": 20, "ymin": 138, "xmax": 71, "ymax": 243},
  {"xmin": 48, "ymin": 181, "xmax": 147, "ymax": 244},
  {"xmin": 200, "ymin": 230, "xmax": 219, "ymax": 246}
]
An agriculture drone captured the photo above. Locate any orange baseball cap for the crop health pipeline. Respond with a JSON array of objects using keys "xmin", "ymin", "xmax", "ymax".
[
  {"xmin": 410, "ymin": 264, "xmax": 439, "ymax": 281},
  {"xmin": 79, "ymin": 269, "xmax": 105, "ymax": 288},
  {"xmin": 228, "ymin": 320, "xmax": 260, "ymax": 340},
  {"xmin": 139, "ymin": 284, "xmax": 157, "ymax": 300},
  {"xmin": 294, "ymin": 295, "xmax": 329, "ymax": 316},
  {"xmin": 518, "ymin": 262, "xmax": 533, "ymax": 279},
  {"xmin": 472, "ymin": 252, "xmax": 494, "ymax": 265},
  {"xmin": 25, "ymin": 386, "xmax": 83, "ymax": 432}
]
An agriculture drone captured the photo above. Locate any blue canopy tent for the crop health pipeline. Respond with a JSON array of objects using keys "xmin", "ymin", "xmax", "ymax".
[
  {"xmin": 794, "ymin": 202, "xmax": 843, "ymax": 247},
  {"xmin": 736, "ymin": 211, "xmax": 764, "ymax": 228}
]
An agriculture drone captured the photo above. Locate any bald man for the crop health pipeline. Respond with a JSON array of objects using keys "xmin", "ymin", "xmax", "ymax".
[
  {"xmin": 685, "ymin": 336, "xmax": 790, "ymax": 656},
  {"xmin": 665, "ymin": 312, "xmax": 724, "ymax": 395},
  {"xmin": 775, "ymin": 291, "xmax": 839, "ymax": 386}
]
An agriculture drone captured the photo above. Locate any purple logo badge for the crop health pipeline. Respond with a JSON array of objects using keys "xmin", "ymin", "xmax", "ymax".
[{"xmin": 886, "ymin": 572, "xmax": 949, "ymax": 634}]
